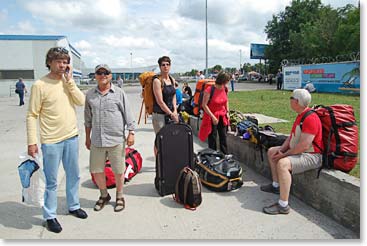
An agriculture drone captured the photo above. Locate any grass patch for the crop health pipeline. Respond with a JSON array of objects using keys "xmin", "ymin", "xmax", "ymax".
[{"xmin": 228, "ymin": 90, "xmax": 360, "ymax": 178}]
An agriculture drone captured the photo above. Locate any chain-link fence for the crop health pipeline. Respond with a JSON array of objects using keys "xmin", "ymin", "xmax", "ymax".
[{"xmin": 281, "ymin": 52, "xmax": 360, "ymax": 66}]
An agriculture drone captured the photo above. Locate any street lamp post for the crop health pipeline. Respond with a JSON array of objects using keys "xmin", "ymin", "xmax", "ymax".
[
  {"xmin": 130, "ymin": 52, "xmax": 133, "ymax": 80},
  {"xmin": 239, "ymin": 49, "xmax": 242, "ymax": 75}
]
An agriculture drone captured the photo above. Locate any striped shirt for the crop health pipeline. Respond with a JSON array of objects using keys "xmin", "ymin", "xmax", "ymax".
[{"xmin": 84, "ymin": 83, "xmax": 136, "ymax": 147}]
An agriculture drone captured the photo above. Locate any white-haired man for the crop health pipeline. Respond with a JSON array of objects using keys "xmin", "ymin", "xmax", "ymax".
[{"xmin": 261, "ymin": 89, "xmax": 323, "ymax": 215}]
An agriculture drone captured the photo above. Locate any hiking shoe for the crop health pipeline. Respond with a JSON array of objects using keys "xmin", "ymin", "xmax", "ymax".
[
  {"xmin": 45, "ymin": 218, "xmax": 62, "ymax": 233},
  {"xmin": 69, "ymin": 208, "xmax": 88, "ymax": 219},
  {"xmin": 94, "ymin": 193, "xmax": 111, "ymax": 211},
  {"xmin": 263, "ymin": 202, "xmax": 290, "ymax": 215},
  {"xmin": 260, "ymin": 183, "xmax": 280, "ymax": 194}
]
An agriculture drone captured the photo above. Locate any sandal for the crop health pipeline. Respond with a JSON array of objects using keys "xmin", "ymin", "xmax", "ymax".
[
  {"xmin": 114, "ymin": 197, "xmax": 125, "ymax": 212},
  {"xmin": 94, "ymin": 193, "xmax": 111, "ymax": 211}
]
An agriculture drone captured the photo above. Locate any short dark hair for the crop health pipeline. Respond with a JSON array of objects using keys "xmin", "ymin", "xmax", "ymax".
[
  {"xmin": 158, "ymin": 56, "xmax": 171, "ymax": 66},
  {"xmin": 45, "ymin": 47, "xmax": 70, "ymax": 69},
  {"xmin": 215, "ymin": 71, "xmax": 231, "ymax": 85}
]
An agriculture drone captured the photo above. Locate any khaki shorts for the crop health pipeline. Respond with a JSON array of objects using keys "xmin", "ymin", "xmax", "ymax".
[
  {"xmin": 288, "ymin": 153, "xmax": 322, "ymax": 175},
  {"xmin": 90, "ymin": 143, "xmax": 125, "ymax": 174},
  {"xmin": 152, "ymin": 113, "xmax": 166, "ymax": 134}
]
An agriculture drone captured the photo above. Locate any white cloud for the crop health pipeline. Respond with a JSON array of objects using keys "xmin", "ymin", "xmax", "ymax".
[
  {"xmin": 74, "ymin": 40, "xmax": 92, "ymax": 50},
  {"xmin": 101, "ymin": 35, "xmax": 155, "ymax": 49},
  {"xmin": 4, "ymin": 0, "xmax": 359, "ymax": 72},
  {"xmin": 0, "ymin": 9, "xmax": 8, "ymax": 22},
  {"xmin": 21, "ymin": 0, "xmax": 127, "ymax": 30}
]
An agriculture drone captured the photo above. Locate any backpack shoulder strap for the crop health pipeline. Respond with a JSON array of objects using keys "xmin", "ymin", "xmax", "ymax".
[
  {"xmin": 209, "ymin": 85, "xmax": 215, "ymax": 100},
  {"xmin": 152, "ymin": 75, "xmax": 164, "ymax": 89},
  {"xmin": 300, "ymin": 109, "xmax": 323, "ymax": 152},
  {"xmin": 300, "ymin": 110, "xmax": 315, "ymax": 130}
]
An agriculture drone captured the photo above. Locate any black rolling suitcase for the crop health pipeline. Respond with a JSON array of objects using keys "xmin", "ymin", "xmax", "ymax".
[{"xmin": 154, "ymin": 123, "xmax": 194, "ymax": 196}]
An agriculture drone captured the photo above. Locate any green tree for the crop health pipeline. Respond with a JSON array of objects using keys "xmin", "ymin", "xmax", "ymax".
[
  {"xmin": 264, "ymin": 0, "xmax": 359, "ymax": 73},
  {"xmin": 265, "ymin": 0, "xmax": 323, "ymax": 72}
]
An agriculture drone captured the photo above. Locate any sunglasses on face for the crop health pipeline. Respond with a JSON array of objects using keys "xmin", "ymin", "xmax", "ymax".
[
  {"xmin": 53, "ymin": 47, "xmax": 69, "ymax": 54},
  {"xmin": 161, "ymin": 63, "xmax": 170, "ymax": 67},
  {"xmin": 96, "ymin": 71, "xmax": 111, "ymax": 76}
]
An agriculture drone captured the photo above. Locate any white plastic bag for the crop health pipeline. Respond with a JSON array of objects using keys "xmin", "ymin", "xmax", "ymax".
[{"xmin": 18, "ymin": 152, "xmax": 45, "ymax": 207}]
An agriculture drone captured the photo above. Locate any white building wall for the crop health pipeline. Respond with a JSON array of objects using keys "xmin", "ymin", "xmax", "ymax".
[
  {"xmin": 0, "ymin": 40, "xmax": 34, "ymax": 69},
  {"xmin": 0, "ymin": 37, "xmax": 83, "ymax": 96},
  {"xmin": 32, "ymin": 40, "xmax": 59, "ymax": 80}
]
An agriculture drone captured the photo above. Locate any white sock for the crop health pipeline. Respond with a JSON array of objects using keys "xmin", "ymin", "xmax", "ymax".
[
  {"xmin": 278, "ymin": 199, "xmax": 288, "ymax": 207},
  {"xmin": 272, "ymin": 181, "xmax": 279, "ymax": 188}
]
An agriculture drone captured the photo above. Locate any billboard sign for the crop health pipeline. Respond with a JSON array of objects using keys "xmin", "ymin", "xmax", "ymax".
[
  {"xmin": 250, "ymin": 43, "xmax": 268, "ymax": 59},
  {"xmin": 301, "ymin": 62, "xmax": 360, "ymax": 93},
  {"xmin": 283, "ymin": 66, "xmax": 302, "ymax": 90},
  {"xmin": 282, "ymin": 61, "xmax": 360, "ymax": 94}
]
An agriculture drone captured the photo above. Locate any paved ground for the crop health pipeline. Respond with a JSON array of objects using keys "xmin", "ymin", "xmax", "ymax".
[{"xmin": 0, "ymin": 82, "xmax": 358, "ymax": 239}]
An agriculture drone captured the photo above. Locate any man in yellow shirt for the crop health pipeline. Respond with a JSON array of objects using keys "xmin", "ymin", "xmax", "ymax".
[{"xmin": 26, "ymin": 47, "xmax": 87, "ymax": 233}]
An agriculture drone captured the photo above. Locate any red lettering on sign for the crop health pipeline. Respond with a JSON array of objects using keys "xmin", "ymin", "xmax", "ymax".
[{"xmin": 303, "ymin": 69, "xmax": 325, "ymax": 74}]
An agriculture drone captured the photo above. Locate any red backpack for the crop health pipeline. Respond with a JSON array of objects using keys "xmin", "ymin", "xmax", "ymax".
[
  {"xmin": 91, "ymin": 160, "xmax": 116, "ymax": 188},
  {"xmin": 124, "ymin": 147, "xmax": 143, "ymax": 183},
  {"xmin": 91, "ymin": 148, "xmax": 143, "ymax": 188},
  {"xmin": 301, "ymin": 104, "xmax": 358, "ymax": 173}
]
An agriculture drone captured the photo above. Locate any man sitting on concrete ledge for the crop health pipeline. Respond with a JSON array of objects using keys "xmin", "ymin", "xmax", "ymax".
[{"xmin": 261, "ymin": 89, "xmax": 323, "ymax": 215}]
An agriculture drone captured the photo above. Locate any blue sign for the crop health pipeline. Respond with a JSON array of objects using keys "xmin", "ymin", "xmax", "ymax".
[
  {"xmin": 301, "ymin": 62, "xmax": 360, "ymax": 93},
  {"xmin": 250, "ymin": 43, "xmax": 268, "ymax": 59}
]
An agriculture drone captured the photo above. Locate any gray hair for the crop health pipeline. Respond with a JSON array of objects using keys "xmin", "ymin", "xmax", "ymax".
[{"xmin": 292, "ymin": 89, "xmax": 311, "ymax": 107}]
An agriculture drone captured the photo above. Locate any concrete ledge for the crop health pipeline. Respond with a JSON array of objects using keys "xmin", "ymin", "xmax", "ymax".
[{"xmin": 189, "ymin": 115, "xmax": 360, "ymax": 234}]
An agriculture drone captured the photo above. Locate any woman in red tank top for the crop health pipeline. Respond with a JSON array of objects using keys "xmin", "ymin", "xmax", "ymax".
[{"xmin": 198, "ymin": 72, "xmax": 231, "ymax": 154}]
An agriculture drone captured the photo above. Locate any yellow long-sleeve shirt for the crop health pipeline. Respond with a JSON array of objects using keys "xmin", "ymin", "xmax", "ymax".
[{"xmin": 26, "ymin": 76, "xmax": 85, "ymax": 145}]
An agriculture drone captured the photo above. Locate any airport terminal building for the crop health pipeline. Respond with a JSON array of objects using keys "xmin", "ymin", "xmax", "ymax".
[{"xmin": 0, "ymin": 35, "xmax": 82, "ymax": 82}]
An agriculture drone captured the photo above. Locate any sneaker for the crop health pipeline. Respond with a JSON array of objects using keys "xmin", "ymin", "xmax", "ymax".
[
  {"xmin": 263, "ymin": 202, "xmax": 290, "ymax": 215},
  {"xmin": 260, "ymin": 183, "xmax": 280, "ymax": 194},
  {"xmin": 69, "ymin": 208, "xmax": 88, "ymax": 219},
  {"xmin": 94, "ymin": 193, "xmax": 111, "ymax": 211},
  {"xmin": 46, "ymin": 218, "xmax": 62, "ymax": 233}
]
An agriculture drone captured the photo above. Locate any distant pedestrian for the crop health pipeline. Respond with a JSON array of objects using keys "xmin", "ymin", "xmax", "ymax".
[
  {"xmin": 175, "ymin": 82, "xmax": 183, "ymax": 106},
  {"xmin": 15, "ymin": 78, "xmax": 27, "ymax": 106},
  {"xmin": 230, "ymin": 74, "xmax": 235, "ymax": 92},
  {"xmin": 182, "ymin": 82, "xmax": 192, "ymax": 98},
  {"xmin": 277, "ymin": 69, "xmax": 283, "ymax": 90},
  {"xmin": 85, "ymin": 64, "xmax": 136, "ymax": 213},
  {"xmin": 26, "ymin": 47, "xmax": 87, "ymax": 233},
  {"xmin": 268, "ymin": 74, "xmax": 273, "ymax": 85},
  {"xmin": 117, "ymin": 76, "xmax": 124, "ymax": 88}
]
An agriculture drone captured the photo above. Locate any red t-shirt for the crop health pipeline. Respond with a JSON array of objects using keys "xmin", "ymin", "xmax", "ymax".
[
  {"xmin": 290, "ymin": 108, "xmax": 323, "ymax": 153},
  {"xmin": 205, "ymin": 85, "xmax": 228, "ymax": 117},
  {"xmin": 198, "ymin": 85, "xmax": 229, "ymax": 141}
]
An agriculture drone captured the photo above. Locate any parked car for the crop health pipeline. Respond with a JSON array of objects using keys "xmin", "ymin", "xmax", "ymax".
[{"xmin": 238, "ymin": 76, "xmax": 248, "ymax": 82}]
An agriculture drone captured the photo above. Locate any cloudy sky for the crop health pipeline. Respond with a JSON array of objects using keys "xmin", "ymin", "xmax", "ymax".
[{"xmin": 0, "ymin": 0, "xmax": 360, "ymax": 72}]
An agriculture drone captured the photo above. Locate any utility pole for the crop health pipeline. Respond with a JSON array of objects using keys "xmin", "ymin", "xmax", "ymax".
[
  {"xmin": 130, "ymin": 52, "xmax": 133, "ymax": 80},
  {"xmin": 239, "ymin": 49, "xmax": 242, "ymax": 74}
]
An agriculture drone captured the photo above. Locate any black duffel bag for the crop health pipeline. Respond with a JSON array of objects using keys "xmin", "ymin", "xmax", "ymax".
[{"xmin": 195, "ymin": 149, "xmax": 243, "ymax": 192}]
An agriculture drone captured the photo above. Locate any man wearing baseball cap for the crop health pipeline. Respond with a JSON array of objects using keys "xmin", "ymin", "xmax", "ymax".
[{"xmin": 84, "ymin": 64, "xmax": 136, "ymax": 212}]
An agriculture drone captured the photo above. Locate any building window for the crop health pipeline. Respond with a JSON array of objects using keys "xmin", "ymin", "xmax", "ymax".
[{"xmin": 0, "ymin": 70, "xmax": 34, "ymax": 79}]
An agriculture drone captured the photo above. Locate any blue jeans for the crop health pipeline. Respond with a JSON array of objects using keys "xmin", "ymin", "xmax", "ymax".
[
  {"xmin": 18, "ymin": 91, "xmax": 24, "ymax": 105},
  {"xmin": 41, "ymin": 135, "xmax": 80, "ymax": 220}
]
